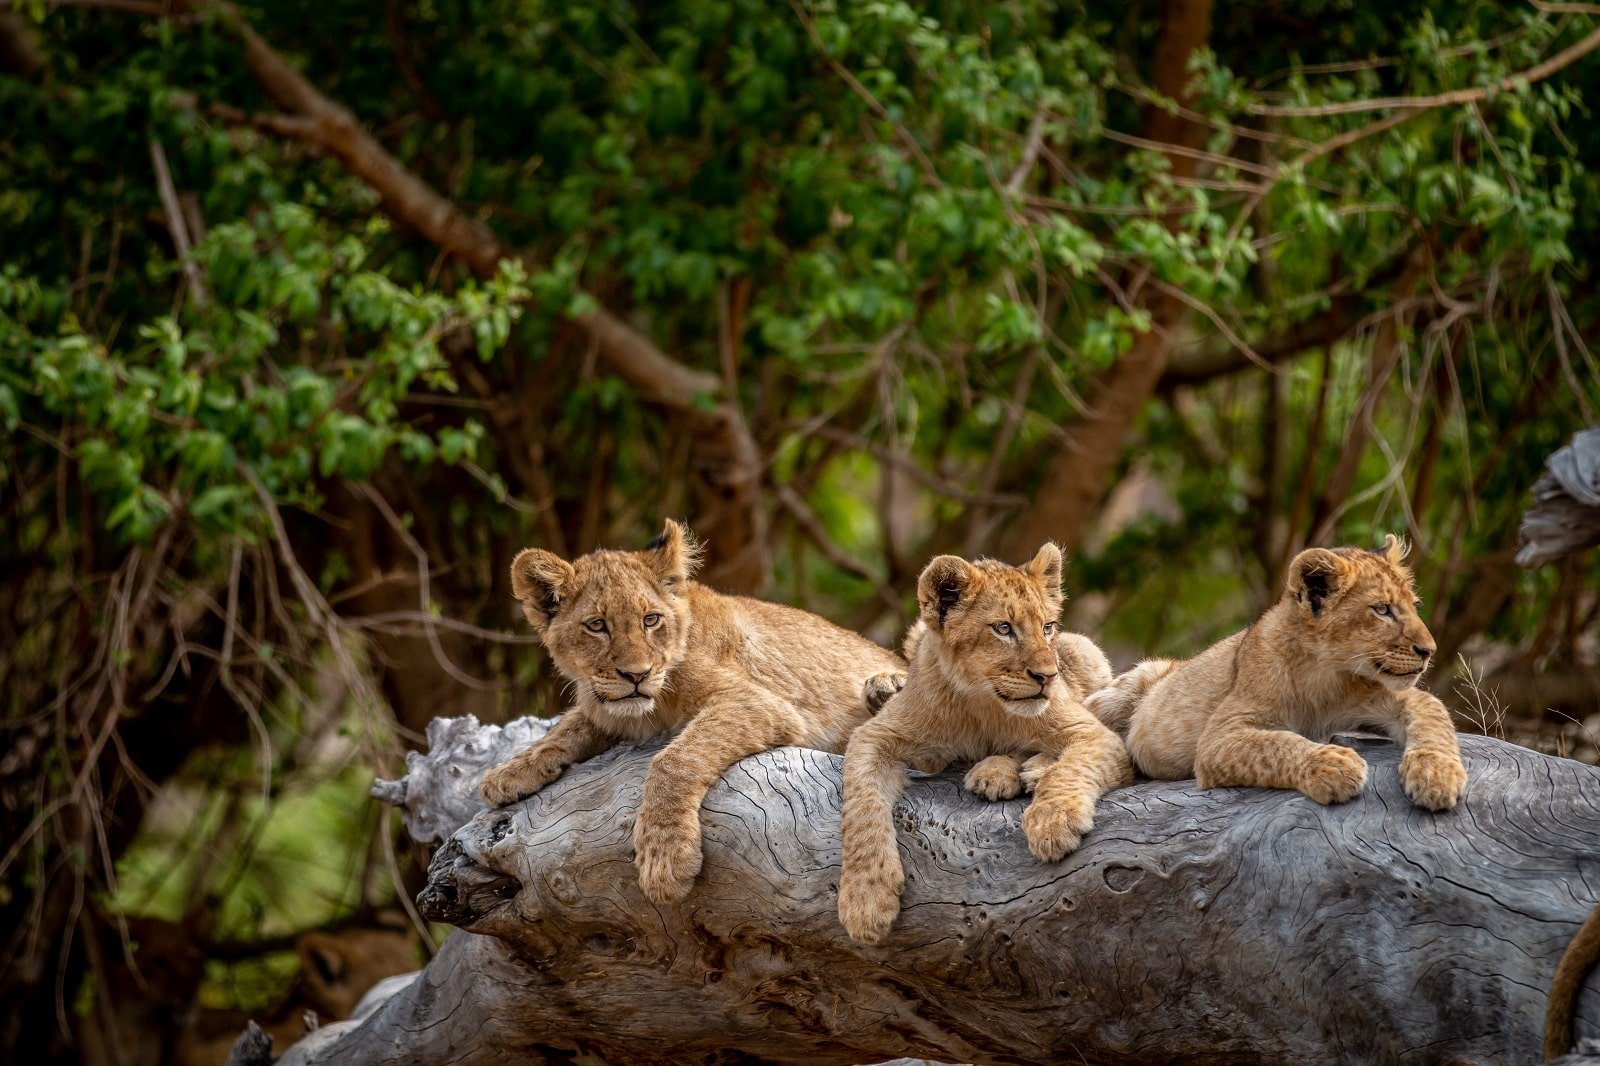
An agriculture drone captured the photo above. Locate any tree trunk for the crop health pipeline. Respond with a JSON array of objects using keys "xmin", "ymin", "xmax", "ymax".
[{"xmin": 256, "ymin": 717, "xmax": 1600, "ymax": 1065}]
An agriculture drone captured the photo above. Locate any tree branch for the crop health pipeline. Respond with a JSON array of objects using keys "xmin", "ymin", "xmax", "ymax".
[
  {"xmin": 1249, "ymin": 25, "xmax": 1600, "ymax": 118},
  {"xmin": 195, "ymin": 0, "xmax": 766, "ymax": 587},
  {"xmin": 1304, "ymin": 245, "xmax": 1431, "ymax": 546},
  {"xmin": 148, "ymin": 138, "xmax": 209, "ymax": 308},
  {"xmin": 1158, "ymin": 254, "xmax": 1418, "ymax": 389},
  {"xmin": 998, "ymin": 0, "xmax": 1215, "ymax": 558}
]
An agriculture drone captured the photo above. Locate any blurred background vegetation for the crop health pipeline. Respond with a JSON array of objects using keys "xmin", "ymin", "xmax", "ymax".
[{"xmin": 2, "ymin": 0, "xmax": 1598, "ymax": 1060}]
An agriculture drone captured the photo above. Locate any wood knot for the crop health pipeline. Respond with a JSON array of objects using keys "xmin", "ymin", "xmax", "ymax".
[{"xmin": 1103, "ymin": 864, "xmax": 1145, "ymax": 893}]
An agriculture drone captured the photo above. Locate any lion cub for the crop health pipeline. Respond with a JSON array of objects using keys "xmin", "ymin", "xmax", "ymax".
[
  {"xmin": 837, "ymin": 544, "xmax": 1132, "ymax": 944},
  {"xmin": 1090, "ymin": 535, "xmax": 1467, "ymax": 810},
  {"xmin": 480, "ymin": 520, "xmax": 903, "ymax": 903}
]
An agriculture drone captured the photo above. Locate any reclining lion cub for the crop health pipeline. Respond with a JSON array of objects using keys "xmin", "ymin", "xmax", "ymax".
[
  {"xmin": 878, "ymin": 613, "xmax": 1115, "ymax": 796},
  {"xmin": 838, "ymin": 544, "xmax": 1132, "ymax": 944},
  {"xmin": 480, "ymin": 519, "xmax": 902, "ymax": 903},
  {"xmin": 1089, "ymin": 535, "xmax": 1467, "ymax": 810}
]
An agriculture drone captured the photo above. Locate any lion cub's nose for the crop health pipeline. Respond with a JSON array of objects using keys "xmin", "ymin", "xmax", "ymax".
[
  {"xmin": 1413, "ymin": 643, "xmax": 1434, "ymax": 660},
  {"xmin": 1026, "ymin": 668, "xmax": 1057, "ymax": 687},
  {"xmin": 617, "ymin": 667, "xmax": 651, "ymax": 685}
]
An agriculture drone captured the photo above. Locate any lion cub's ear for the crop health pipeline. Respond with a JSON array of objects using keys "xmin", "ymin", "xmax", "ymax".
[
  {"xmin": 1286, "ymin": 547, "xmax": 1347, "ymax": 617},
  {"xmin": 1378, "ymin": 533, "xmax": 1410, "ymax": 566},
  {"xmin": 511, "ymin": 548, "xmax": 575, "ymax": 627},
  {"xmin": 918, "ymin": 555, "xmax": 978, "ymax": 629},
  {"xmin": 1023, "ymin": 542, "xmax": 1064, "ymax": 601},
  {"xmin": 645, "ymin": 518, "xmax": 703, "ymax": 591}
]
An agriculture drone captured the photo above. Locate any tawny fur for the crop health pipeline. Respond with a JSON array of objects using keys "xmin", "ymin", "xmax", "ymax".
[
  {"xmin": 1088, "ymin": 535, "xmax": 1467, "ymax": 810},
  {"xmin": 1545, "ymin": 902, "xmax": 1600, "ymax": 1059},
  {"xmin": 864, "ymin": 620, "xmax": 1115, "ymax": 784},
  {"xmin": 838, "ymin": 544, "xmax": 1132, "ymax": 944},
  {"xmin": 479, "ymin": 519, "xmax": 902, "ymax": 904}
]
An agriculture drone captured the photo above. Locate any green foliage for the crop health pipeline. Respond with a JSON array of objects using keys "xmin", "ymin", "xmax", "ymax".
[
  {"xmin": 1, "ymin": 210, "xmax": 525, "ymax": 549},
  {"xmin": 3, "ymin": 0, "xmax": 1600, "ymax": 1031}
]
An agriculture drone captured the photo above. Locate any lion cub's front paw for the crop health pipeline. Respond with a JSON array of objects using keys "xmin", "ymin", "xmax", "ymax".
[
  {"xmin": 863, "ymin": 671, "xmax": 908, "ymax": 714},
  {"xmin": 838, "ymin": 872, "xmax": 902, "ymax": 944},
  {"xmin": 1398, "ymin": 748, "xmax": 1467, "ymax": 811},
  {"xmin": 1298, "ymin": 744, "xmax": 1368, "ymax": 805},
  {"xmin": 964, "ymin": 755, "xmax": 1023, "ymax": 800},
  {"xmin": 1021, "ymin": 794, "xmax": 1095, "ymax": 861},
  {"xmin": 479, "ymin": 755, "xmax": 559, "ymax": 807},
  {"xmin": 1017, "ymin": 752, "xmax": 1056, "ymax": 794},
  {"xmin": 632, "ymin": 812, "xmax": 704, "ymax": 904}
]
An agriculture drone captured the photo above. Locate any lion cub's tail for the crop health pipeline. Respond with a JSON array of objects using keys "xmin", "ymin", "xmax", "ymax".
[{"xmin": 1085, "ymin": 658, "xmax": 1180, "ymax": 735}]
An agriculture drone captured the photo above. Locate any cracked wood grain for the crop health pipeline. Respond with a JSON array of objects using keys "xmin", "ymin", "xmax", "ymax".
[{"xmin": 269, "ymin": 721, "xmax": 1600, "ymax": 1065}]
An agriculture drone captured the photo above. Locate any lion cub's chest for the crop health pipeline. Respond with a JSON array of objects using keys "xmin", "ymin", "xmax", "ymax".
[
  {"xmin": 588, "ymin": 702, "xmax": 692, "ymax": 741},
  {"xmin": 934, "ymin": 704, "xmax": 1065, "ymax": 762},
  {"xmin": 1273, "ymin": 672, "xmax": 1391, "ymax": 739}
]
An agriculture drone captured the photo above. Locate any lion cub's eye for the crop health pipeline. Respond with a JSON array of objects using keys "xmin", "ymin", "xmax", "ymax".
[
  {"xmin": 1043, "ymin": 621, "xmax": 1057, "ymax": 636},
  {"xmin": 642, "ymin": 613, "xmax": 662, "ymax": 629},
  {"xmin": 584, "ymin": 618, "xmax": 608, "ymax": 634},
  {"xmin": 991, "ymin": 622, "xmax": 1013, "ymax": 637},
  {"xmin": 1372, "ymin": 604, "xmax": 1394, "ymax": 619}
]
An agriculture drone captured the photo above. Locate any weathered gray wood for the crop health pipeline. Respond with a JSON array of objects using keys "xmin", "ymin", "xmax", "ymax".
[
  {"xmin": 371, "ymin": 714, "xmax": 551, "ymax": 845},
  {"xmin": 1519, "ymin": 427, "xmax": 1600, "ymax": 568},
  {"xmin": 277, "ymin": 722, "xmax": 1600, "ymax": 1065}
]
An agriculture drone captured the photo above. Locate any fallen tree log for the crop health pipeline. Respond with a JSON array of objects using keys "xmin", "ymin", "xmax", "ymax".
[{"xmin": 266, "ymin": 717, "xmax": 1600, "ymax": 1065}]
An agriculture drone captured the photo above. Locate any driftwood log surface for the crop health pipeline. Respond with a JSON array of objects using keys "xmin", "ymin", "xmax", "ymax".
[{"xmin": 264, "ymin": 715, "xmax": 1600, "ymax": 1065}]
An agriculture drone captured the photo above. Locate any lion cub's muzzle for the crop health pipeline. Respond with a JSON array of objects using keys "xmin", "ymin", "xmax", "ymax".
[
  {"xmin": 992, "ymin": 667, "xmax": 1058, "ymax": 716},
  {"xmin": 591, "ymin": 666, "xmax": 664, "ymax": 715},
  {"xmin": 601, "ymin": 695, "xmax": 657, "ymax": 717},
  {"xmin": 1372, "ymin": 643, "xmax": 1433, "ymax": 689}
]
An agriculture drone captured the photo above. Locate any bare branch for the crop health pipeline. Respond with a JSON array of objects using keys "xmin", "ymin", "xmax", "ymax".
[
  {"xmin": 148, "ymin": 138, "xmax": 208, "ymax": 308},
  {"xmin": 786, "ymin": 0, "xmax": 943, "ymax": 184},
  {"xmin": 1004, "ymin": 108, "xmax": 1049, "ymax": 194},
  {"xmin": 1249, "ymin": 25, "xmax": 1600, "ymax": 118},
  {"xmin": 772, "ymin": 481, "xmax": 900, "ymax": 612}
]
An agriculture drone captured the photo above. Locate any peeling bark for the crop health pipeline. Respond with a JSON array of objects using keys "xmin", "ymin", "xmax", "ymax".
[{"xmin": 264, "ymin": 720, "xmax": 1600, "ymax": 1065}]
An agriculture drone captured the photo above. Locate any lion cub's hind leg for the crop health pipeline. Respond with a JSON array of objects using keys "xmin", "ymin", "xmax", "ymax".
[
  {"xmin": 963, "ymin": 752, "xmax": 1060, "ymax": 798},
  {"xmin": 1087, "ymin": 658, "xmax": 1180, "ymax": 735},
  {"xmin": 1052, "ymin": 632, "xmax": 1115, "ymax": 701}
]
